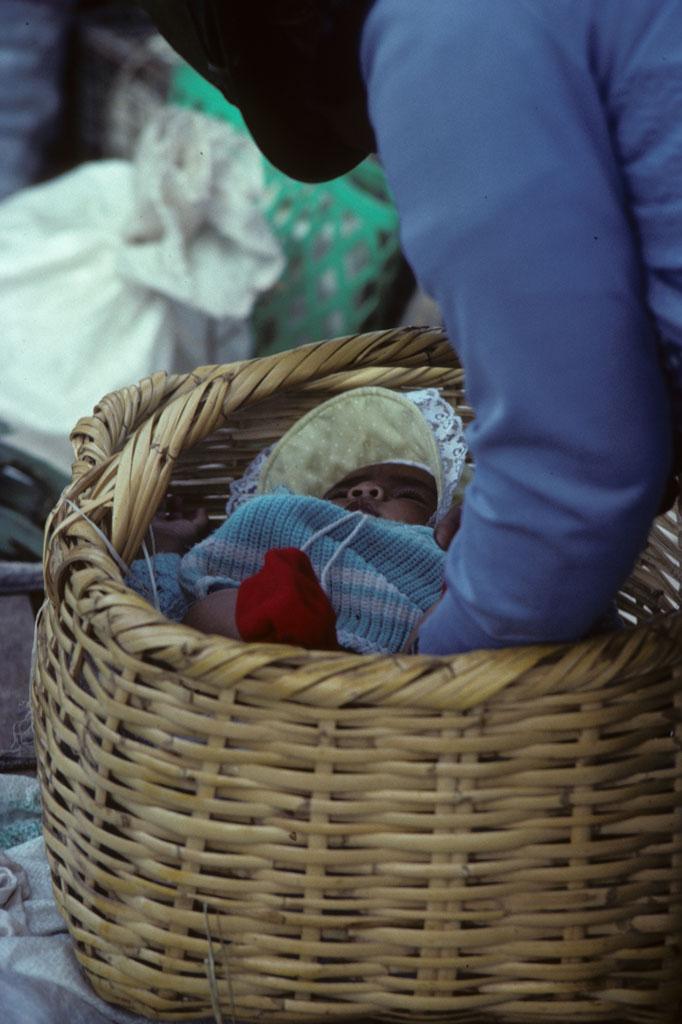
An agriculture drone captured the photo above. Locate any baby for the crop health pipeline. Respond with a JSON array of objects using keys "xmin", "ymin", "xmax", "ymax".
[{"xmin": 127, "ymin": 387, "xmax": 468, "ymax": 654}]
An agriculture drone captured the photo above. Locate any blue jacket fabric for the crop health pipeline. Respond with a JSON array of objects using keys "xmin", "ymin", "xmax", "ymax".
[{"xmin": 360, "ymin": 0, "xmax": 681, "ymax": 653}]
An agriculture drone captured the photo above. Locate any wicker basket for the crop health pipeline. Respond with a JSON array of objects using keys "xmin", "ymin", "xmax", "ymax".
[{"xmin": 32, "ymin": 328, "xmax": 682, "ymax": 1023}]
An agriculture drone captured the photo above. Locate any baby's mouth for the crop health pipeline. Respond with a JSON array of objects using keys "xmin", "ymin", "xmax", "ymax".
[{"xmin": 346, "ymin": 499, "xmax": 380, "ymax": 517}]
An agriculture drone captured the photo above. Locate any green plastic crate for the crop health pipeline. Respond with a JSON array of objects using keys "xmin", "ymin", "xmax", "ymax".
[{"xmin": 169, "ymin": 65, "xmax": 402, "ymax": 355}]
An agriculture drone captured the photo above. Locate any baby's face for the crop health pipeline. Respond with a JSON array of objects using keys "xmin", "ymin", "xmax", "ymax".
[{"xmin": 323, "ymin": 463, "xmax": 437, "ymax": 525}]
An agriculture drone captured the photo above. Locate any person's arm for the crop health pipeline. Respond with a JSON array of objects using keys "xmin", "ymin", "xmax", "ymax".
[{"xmin": 361, "ymin": 0, "xmax": 673, "ymax": 653}]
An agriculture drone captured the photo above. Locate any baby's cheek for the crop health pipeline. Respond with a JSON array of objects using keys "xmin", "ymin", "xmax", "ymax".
[{"xmin": 384, "ymin": 501, "xmax": 428, "ymax": 525}]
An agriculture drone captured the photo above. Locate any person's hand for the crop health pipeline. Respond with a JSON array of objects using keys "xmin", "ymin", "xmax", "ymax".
[
  {"xmin": 182, "ymin": 588, "xmax": 241, "ymax": 639},
  {"xmin": 434, "ymin": 502, "xmax": 462, "ymax": 550},
  {"xmin": 151, "ymin": 496, "xmax": 210, "ymax": 554}
]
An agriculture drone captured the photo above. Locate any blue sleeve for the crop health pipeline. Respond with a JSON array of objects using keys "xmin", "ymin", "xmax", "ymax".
[
  {"xmin": 126, "ymin": 552, "xmax": 190, "ymax": 622},
  {"xmin": 360, "ymin": 0, "xmax": 674, "ymax": 652},
  {"xmin": 598, "ymin": 0, "xmax": 682, "ymax": 432}
]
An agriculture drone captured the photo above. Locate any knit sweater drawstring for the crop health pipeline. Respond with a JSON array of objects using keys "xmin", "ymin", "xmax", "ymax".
[{"xmin": 299, "ymin": 509, "xmax": 365, "ymax": 594}]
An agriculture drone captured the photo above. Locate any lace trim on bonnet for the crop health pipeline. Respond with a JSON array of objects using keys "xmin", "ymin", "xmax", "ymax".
[{"xmin": 225, "ymin": 388, "xmax": 468, "ymax": 524}]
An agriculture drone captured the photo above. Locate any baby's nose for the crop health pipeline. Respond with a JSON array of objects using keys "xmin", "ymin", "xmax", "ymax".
[{"xmin": 348, "ymin": 481, "xmax": 384, "ymax": 501}]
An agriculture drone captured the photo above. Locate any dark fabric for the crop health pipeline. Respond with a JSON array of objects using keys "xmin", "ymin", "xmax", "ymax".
[
  {"xmin": 133, "ymin": 0, "xmax": 374, "ymax": 180},
  {"xmin": 0, "ymin": 596, "xmax": 35, "ymax": 770}
]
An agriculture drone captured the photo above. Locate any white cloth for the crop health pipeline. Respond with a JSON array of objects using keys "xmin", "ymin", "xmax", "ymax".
[
  {"xmin": 0, "ymin": 107, "xmax": 284, "ymax": 472},
  {"xmin": 0, "ymin": 849, "xmax": 29, "ymax": 936},
  {"xmin": 1, "ymin": 831, "xmax": 213, "ymax": 1023}
]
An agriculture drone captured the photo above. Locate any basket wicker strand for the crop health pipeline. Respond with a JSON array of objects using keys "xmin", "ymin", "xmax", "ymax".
[{"xmin": 32, "ymin": 328, "xmax": 682, "ymax": 1023}]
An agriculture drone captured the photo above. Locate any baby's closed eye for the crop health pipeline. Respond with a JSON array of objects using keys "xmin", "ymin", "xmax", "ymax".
[{"xmin": 394, "ymin": 488, "xmax": 430, "ymax": 504}]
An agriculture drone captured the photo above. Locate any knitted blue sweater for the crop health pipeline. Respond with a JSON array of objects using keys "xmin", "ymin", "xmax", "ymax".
[{"xmin": 127, "ymin": 492, "xmax": 445, "ymax": 654}]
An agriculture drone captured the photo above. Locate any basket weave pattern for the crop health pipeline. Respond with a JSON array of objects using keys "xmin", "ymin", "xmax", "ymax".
[{"xmin": 32, "ymin": 329, "xmax": 682, "ymax": 1022}]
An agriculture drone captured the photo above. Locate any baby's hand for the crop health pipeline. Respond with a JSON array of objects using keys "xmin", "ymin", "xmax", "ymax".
[{"xmin": 151, "ymin": 497, "xmax": 210, "ymax": 554}]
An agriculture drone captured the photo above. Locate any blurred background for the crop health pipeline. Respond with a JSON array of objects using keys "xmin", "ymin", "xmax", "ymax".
[{"xmin": 0, "ymin": 0, "xmax": 441, "ymax": 770}]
